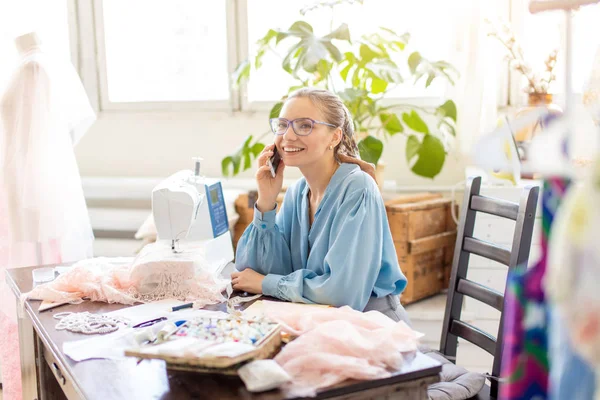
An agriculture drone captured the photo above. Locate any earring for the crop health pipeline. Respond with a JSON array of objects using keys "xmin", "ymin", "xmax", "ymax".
[{"xmin": 329, "ymin": 145, "xmax": 333, "ymax": 150}]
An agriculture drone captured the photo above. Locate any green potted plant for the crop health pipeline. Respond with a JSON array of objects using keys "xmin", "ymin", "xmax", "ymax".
[{"xmin": 222, "ymin": 1, "xmax": 459, "ymax": 183}]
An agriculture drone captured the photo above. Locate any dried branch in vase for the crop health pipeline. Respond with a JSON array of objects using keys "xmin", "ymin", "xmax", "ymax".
[{"xmin": 486, "ymin": 19, "xmax": 558, "ymax": 95}]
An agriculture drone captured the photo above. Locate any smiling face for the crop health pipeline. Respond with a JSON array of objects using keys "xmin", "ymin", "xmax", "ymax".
[{"xmin": 274, "ymin": 97, "xmax": 341, "ymax": 169}]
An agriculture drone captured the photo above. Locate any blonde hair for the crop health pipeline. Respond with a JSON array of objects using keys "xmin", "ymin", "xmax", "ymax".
[{"xmin": 285, "ymin": 88, "xmax": 358, "ymax": 162}]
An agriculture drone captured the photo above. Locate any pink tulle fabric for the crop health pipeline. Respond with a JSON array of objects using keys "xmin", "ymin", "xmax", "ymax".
[
  {"xmin": 25, "ymin": 244, "xmax": 228, "ymax": 307},
  {"xmin": 0, "ymin": 198, "xmax": 63, "ymax": 400},
  {"xmin": 261, "ymin": 301, "xmax": 422, "ymax": 397},
  {"xmin": 0, "ymin": 312, "xmax": 23, "ymax": 400}
]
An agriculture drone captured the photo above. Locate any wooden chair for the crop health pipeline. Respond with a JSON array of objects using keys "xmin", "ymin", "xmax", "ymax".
[{"xmin": 439, "ymin": 176, "xmax": 540, "ymax": 399}]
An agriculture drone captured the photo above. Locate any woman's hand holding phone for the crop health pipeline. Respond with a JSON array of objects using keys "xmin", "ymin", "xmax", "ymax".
[{"xmin": 255, "ymin": 144, "xmax": 285, "ymax": 213}]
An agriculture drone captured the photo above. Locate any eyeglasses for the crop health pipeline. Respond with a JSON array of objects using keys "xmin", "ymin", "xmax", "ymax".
[{"xmin": 269, "ymin": 117, "xmax": 337, "ymax": 136}]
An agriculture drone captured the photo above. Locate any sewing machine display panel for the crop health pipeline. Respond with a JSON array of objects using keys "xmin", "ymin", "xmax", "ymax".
[{"xmin": 205, "ymin": 182, "xmax": 228, "ymax": 237}]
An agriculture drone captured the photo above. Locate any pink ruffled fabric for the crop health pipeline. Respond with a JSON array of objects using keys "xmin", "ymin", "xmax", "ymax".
[
  {"xmin": 25, "ymin": 244, "xmax": 228, "ymax": 307},
  {"xmin": 262, "ymin": 302, "xmax": 422, "ymax": 397}
]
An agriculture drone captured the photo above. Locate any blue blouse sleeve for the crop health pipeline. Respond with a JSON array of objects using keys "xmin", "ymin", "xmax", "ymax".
[
  {"xmin": 234, "ymin": 190, "xmax": 294, "ymax": 276},
  {"xmin": 261, "ymin": 188, "xmax": 396, "ymax": 310}
]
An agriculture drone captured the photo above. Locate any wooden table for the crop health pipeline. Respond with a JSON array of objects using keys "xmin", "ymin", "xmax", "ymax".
[{"xmin": 7, "ymin": 265, "xmax": 441, "ymax": 400}]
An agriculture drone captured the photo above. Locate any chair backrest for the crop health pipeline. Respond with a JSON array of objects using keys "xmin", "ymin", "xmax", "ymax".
[{"xmin": 439, "ymin": 176, "xmax": 540, "ymax": 398}]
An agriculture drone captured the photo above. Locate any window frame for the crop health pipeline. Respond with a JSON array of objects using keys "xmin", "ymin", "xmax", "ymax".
[
  {"xmin": 70, "ymin": 0, "xmax": 561, "ymax": 114},
  {"xmin": 86, "ymin": 0, "xmax": 240, "ymax": 112}
]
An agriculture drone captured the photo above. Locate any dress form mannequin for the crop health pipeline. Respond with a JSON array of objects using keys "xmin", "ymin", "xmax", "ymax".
[
  {"xmin": 0, "ymin": 31, "xmax": 95, "ymax": 400},
  {"xmin": 1, "ymin": 31, "xmax": 47, "ymax": 256},
  {"xmin": 14, "ymin": 31, "xmax": 42, "ymax": 54}
]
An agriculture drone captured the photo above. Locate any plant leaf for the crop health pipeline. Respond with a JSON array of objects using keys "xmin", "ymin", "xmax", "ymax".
[
  {"xmin": 269, "ymin": 102, "xmax": 283, "ymax": 119},
  {"xmin": 405, "ymin": 135, "xmax": 420, "ymax": 161},
  {"xmin": 324, "ymin": 23, "xmax": 351, "ymax": 41},
  {"xmin": 425, "ymin": 73, "xmax": 435, "ymax": 88},
  {"xmin": 321, "ymin": 41, "xmax": 342, "ymax": 62},
  {"xmin": 370, "ymin": 77, "xmax": 388, "ymax": 94},
  {"xmin": 281, "ymin": 42, "xmax": 303, "ymax": 74},
  {"xmin": 259, "ymin": 28, "xmax": 277, "ymax": 43},
  {"xmin": 358, "ymin": 135, "xmax": 384, "ymax": 165},
  {"xmin": 232, "ymin": 60, "xmax": 251, "ymax": 87},
  {"xmin": 276, "ymin": 21, "xmax": 314, "ymax": 43},
  {"xmin": 402, "ymin": 110, "xmax": 429, "ymax": 134},
  {"xmin": 407, "ymin": 52, "xmax": 422, "ymax": 74},
  {"xmin": 410, "ymin": 135, "xmax": 446, "ymax": 178},
  {"xmin": 366, "ymin": 59, "xmax": 403, "ymax": 83},
  {"xmin": 316, "ymin": 59, "xmax": 332, "ymax": 82},
  {"xmin": 243, "ymin": 152, "xmax": 252, "ymax": 170},
  {"xmin": 251, "ymin": 142, "xmax": 265, "ymax": 156},
  {"xmin": 221, "ymin": 156, "xmax": 234, "ymax": 177},
  {"xmin": 379, "ymin": 112, "xmax": 403, "ymax": 135},
  {"xmin": 437, "ymin": 100, "xmax": 457, "ymax": 122},
  {"xmin": 359, "ymin": 43, "xmax": 379, "ymax": 64},
  {"xmin": 340, "ymin": 63, "xmax": 353, "ymax": 81}
]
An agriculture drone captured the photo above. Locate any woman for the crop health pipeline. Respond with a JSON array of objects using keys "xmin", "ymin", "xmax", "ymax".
[{"xmin": 232, "ymin": 88, "xmax": 409, "ymax": 323}]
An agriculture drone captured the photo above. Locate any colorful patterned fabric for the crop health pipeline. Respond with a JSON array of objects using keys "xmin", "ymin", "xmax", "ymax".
[{"xmin": 500, "ymin": 178, "xmax": 570, "ymax": 400}]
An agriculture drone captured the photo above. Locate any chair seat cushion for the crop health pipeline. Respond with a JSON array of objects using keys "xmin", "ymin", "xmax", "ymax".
[{"xmin": 423, "ymin": 349, "xmax": 486, "ymax": 400}]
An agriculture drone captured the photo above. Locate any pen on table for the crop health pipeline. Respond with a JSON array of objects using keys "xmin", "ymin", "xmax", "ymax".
[
  {"xmin": 171, "ymin": 302, "xmax": 194, "ymax": 312},
  {"xmin": 132, "ymin": 317, "xmax": 167, "ymax": 328}
]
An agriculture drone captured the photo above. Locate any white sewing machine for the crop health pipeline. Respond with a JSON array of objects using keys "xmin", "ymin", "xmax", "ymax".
[{"xmin": 151, "ymin": 159, "xmax": 234, "ymax": 268}]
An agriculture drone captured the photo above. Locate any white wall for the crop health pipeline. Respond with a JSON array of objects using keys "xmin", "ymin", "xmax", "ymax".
[{"xmin": 74, "ymin": 110, "xmax": 466, "ymax": 187}]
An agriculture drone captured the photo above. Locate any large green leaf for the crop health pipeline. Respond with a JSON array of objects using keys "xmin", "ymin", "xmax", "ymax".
[
  {"xmin": 276, "ymin": 21, "xmax": 350, "ymax": 77},
  {"xmin": 358, "ymin": 135, "xmax": 384, "ymax": 165},
  {"xmin": 409, "ymin": 54, "xmax": 459, "ymax": 88},
  {"xmin": 359, "ymin": 43, "xmax": 380, "ymax": 64},
  {"xmin": 402, "ymin": 111, "xmax": 429, "ymax": 134},
  {"xmin": 370, "ymin": 77, "xmax": 388, "ymax": 94},
  {"xmin": 437, "ymin": 100, "xmax": 457, "ymax": 122},
  {"xmin": 269, "ymin": 102, "xmax": 284, "ymax": 119},
  {"xmin": 406, "ymin": 135, "xmax": 446, "ymax": 178},
  {"xmin": 366, "ymin": 59, "xmax": 403, "ymax": 83},
  {"xmin": 276, "ymin": 21, "xmax": 314, "ymax": 43},
  {"xmin": 324, "ymin": 23, "xmax": 351, "ymax": 41},
  {"xmin": 379, "ymin": 112, "xmax": 403, "ymax": 135}
]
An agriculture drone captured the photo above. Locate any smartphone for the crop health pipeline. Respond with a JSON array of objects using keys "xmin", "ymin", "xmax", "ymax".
[{"xmin": 267, "ymin": 147, "xmax": 281, "ymax": 178}]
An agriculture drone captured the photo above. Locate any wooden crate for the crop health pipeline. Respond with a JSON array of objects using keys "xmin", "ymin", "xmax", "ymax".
[
  {"xmin": 233, "ymin": 190, "xmax": 285, "ymax": 250},
  {"xmin": 385, "ymin": 193, "xmax": 458, "ymax": 305}
]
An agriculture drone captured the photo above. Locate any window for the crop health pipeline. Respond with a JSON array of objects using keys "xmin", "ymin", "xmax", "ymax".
[
  {"xmin": 96, "ymin": 0, "xmax": 231, "ymax": 107},
  {"xmin": 516, "ymin": 2, "xmax": 600, "ymax": 96},
  {"xmin": 0, "ymin": 0, "xmax": 71, "ymax": 91},
  {"xmin": 245, "ymin": 0, "xmax": 460, "ymax": 103}
]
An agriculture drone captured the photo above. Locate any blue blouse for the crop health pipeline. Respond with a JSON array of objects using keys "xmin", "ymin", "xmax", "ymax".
[{"xmin": 235, "ymin": 163, "xmax": 407, "ymax": 311}]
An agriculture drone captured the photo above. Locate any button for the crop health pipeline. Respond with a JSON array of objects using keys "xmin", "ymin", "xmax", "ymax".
[{"xmin": 261, "ymin": 224, "xmax": 267, "ymax": 229}]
